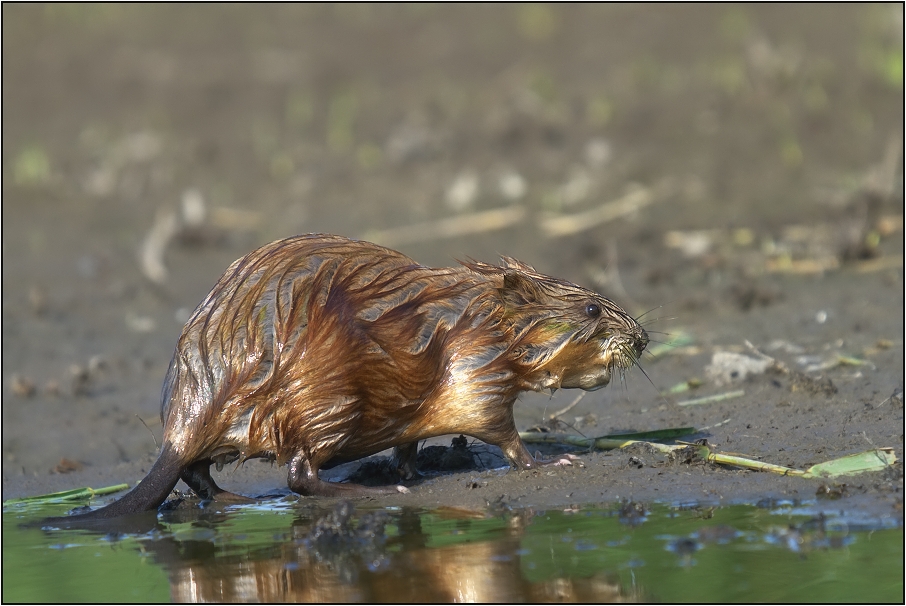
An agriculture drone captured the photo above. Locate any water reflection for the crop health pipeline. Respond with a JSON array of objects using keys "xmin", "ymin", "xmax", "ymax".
[{"xmin": 144, "ymin": 502, "xmax": 636, "ymax": 602}]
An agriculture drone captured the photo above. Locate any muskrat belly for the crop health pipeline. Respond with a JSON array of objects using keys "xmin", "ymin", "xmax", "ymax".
[
  {"xmin": 317, "ymin": 422, "xmax": 427, "ymax": 469},
  {"xmin": 186, "ymin": 409, "xmax": 258, "ymax": 467}
]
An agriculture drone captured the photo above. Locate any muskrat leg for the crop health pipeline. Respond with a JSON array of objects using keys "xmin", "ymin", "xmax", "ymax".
[
  {"xmin": 287, "ymin": 452, "xmax": 410, "ymax": 497},
  {"xmin": 180, "ymin": 460, "xmax": 254, "ymax": 504},
  {"xmin": 495, "ymin": 427, "xmax": 578, "ymax": 469},
  {"xmin": 391, "ymin": 442, "xmax": 420, "ymax": 480}
]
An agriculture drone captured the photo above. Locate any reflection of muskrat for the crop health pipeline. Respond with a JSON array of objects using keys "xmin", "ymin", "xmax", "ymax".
[{"xmin": 57, "ymin": 234, "xmax": 648, "ymax": 520}]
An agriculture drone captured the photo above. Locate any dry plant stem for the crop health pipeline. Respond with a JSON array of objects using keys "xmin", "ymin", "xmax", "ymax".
[
  {"xmin": 365, "ymin": 206, "xmax": 526, "ymax": 247},
  {"xmin": 539, "ymin": 184, "xmax": 654, "ymax": 238},
  {"xmin": 550, "ymin": 393, "xmax": 586, "ymax": 420},
  {"xmin": 676, "ymin": 390, "xmax": 745, "ymax": 407},
  {"xmin": 140, "ymin": 209, "xmax": 179, "ymax": 285}
]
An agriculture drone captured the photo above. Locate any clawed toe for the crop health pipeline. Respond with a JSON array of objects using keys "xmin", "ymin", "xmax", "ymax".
[
  {"xmin": 551, "ymin": 456, "xmax": 577, "ymax": 467},
  {"xmin": 534, "ymin": 450, "xmax": 581, "ymax": 467}
]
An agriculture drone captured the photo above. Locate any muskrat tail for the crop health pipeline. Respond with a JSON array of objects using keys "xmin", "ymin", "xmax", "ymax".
[{"xmin": 41, "ymin": 443, "xmax": 182, "ymax": 526}]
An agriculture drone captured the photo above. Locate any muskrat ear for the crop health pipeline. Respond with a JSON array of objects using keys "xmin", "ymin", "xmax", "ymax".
[
  {"xmin": 501, "ymin": 270, "xmax": 543, "ymax": 306},
  {"xmin": 500, "ymin": 256, "xmax": 537, "ymax": 273}
]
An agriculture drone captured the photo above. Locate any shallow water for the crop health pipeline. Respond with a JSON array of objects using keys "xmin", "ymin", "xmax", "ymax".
[{"xmin": 3, "ymin": 498, "xmax": 902, "ymax": 602}]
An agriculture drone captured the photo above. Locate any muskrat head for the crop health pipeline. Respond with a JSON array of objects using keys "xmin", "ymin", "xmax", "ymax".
[{"xmin": 465, "ymin": 257, "xmax": 649, "ymax": 392}]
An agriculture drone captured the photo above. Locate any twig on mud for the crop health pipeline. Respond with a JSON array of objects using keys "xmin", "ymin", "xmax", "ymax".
[
  {"xmin": 676, "ymin": 390, "xmax": 745, "ymax": 407},
  {"xmin": 139, "ymin": 190, "xmax": 218, "ymax": 286},
  {"xmin": 140, "ymin": 208, "xmax": 180, "ymax": 285},
  {"xmin": 550, "ymin": 392, "xmax": 586, "ymax": 420},
  {"xmin": 539, "ymin": 183, "xmax": 654, "ymax": 238},
  {"xmin": 698, "ymin": 418, "xmax": 732, "ymax": 432},
  {"xmin": 854, "ymin": 255, "xmax": 904, "ymax": 273},
  {"xmin": 875, "ymin": 388, "xmax": 903, "ymax": 408},
  {"xmin": 364, "ymin": 205, "xmax": 527, "ymax": 247}
]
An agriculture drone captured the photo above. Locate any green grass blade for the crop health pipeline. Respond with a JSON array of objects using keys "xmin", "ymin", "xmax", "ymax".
[
  {"xmin": 803, "ymin": 448, "xmax": 896, "ymax": 478},
  {"xmin": 519, "ymin": 432, "xmax": 686, "ymax": 453},
  {"xmin": 3, "ymin": 483, "xmax": 130, "ymax": 506},
  {"xmin": 688, "ymin": 443, "xmax": 897, "ymax": 478},
  {"xmin": 600, "ymin": 427, "xmax": 697, "ymax": 440}
]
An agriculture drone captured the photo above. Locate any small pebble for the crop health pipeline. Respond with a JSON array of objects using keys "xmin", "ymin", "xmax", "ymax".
[{"xmin": 11, "ymin": 375, "xmax": 36, "ymax": 397}]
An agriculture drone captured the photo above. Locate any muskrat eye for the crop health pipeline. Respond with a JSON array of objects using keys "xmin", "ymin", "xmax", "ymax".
[{"xmin": 585, "ymin": 303, "xmax": 601, "ymax": 318}]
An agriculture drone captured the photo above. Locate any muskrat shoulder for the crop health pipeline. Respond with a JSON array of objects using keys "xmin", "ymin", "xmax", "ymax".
[{"xmin": 51, "ymin": 234, "xmax": 648, "ymax": 521}]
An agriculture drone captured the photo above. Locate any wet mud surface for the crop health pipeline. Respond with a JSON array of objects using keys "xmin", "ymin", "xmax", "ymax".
[{"xmin": 2, "ymin": 5, "xmax": 903, "ymax": 520}]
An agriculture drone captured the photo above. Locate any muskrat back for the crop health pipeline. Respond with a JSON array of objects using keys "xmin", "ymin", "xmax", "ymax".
[{"xmin": 53, "ymin": 234, "xmax": 648, "ymax": 521}]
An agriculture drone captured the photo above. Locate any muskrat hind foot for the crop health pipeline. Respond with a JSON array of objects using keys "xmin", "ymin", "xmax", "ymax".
[
  {"xmin": 180, "ymin": 459, "xmax": 254, "ymax": 503},
  {"xmin": 288, "ymin": 453, "xmax": 409, "ymax": 497}
]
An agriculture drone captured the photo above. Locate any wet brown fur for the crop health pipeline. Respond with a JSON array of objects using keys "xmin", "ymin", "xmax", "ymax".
[{"xmin": 55, "ymin": 234, "xmax": 648, "ymax": 521}]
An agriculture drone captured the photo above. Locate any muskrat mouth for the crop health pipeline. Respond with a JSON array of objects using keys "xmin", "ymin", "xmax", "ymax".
[
  {"xmin": 577, "ymin": 368, "xmax": 612, "ymax": 391},
  {"xmin": 572, "ymin": 336, "xmax": 644, "ymax": 391},
  {"xmin": 607, "ymin": 340, "xmax": 644, "ymax": 371},
  {"xmin": 604, "ymin": 325, "xmax": 648, "ymax": 364}
]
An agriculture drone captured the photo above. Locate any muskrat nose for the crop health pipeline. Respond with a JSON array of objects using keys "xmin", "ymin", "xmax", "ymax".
[{"xmin": 635, "ymin": 328, "xmax": 650, "ymax": 358}]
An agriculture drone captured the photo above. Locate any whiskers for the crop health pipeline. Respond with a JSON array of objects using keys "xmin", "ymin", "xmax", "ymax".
[
  {"xmin": 632, "ymin": 300, "xmax": 684, "ymax": 365},
  {"xmin": 624, "ymin": 307, "xmax": 676, "ymax": 405},
  {"xmin": 604, "ymin": 338, "xmax": 644, "ymax": 393},
  {"xmin": 640, "ymin": 333, "xmax": 677, "ymax": 355},
  {"xmin": 634, "ymin": 302, "xmax": 676, "ymax": 337},
  {"xmin": 605, "ymin": 334, "xmax": 671, "ymax": 406},
  {"xmin": 623, "ymin": 342, "xmax": 673, "ymax": 407},
  {"xmin": 634, "ymin": 361, "xmax": 670, "ymax": 405}
]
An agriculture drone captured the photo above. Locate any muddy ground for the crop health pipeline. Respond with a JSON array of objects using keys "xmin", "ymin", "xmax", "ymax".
[{"xmin": 3, "ymin": 5, "xmax": 903, "ymax": 520}]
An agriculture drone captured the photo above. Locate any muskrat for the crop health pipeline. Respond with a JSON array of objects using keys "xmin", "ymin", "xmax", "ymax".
[{"xmin": 52, "ymin": 234, "xmax": 648, "ymax": 521}]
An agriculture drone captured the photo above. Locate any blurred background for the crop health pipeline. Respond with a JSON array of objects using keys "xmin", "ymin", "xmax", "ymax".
[{"xmin": 2, "ymin": 4, "xmax": 903, "ymax": 475}]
